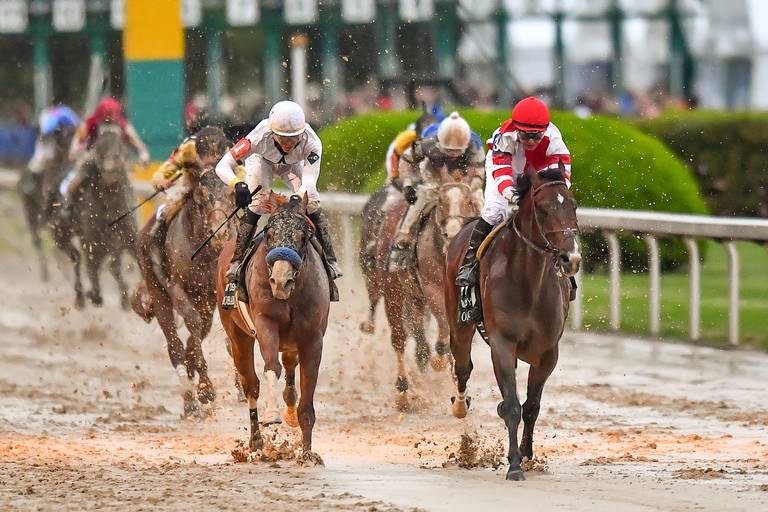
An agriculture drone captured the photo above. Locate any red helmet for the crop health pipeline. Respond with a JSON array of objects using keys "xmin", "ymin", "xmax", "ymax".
[
  {"xmin": 511, "ymin": 96, "xmax": 550, "ymax": 132},
  {"xmin": 94, "ymin": 97, "xmax": 123, "ymax": 121}
]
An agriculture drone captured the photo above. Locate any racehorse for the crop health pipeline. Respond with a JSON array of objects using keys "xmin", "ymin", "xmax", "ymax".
[
  {"xmin": 216, "ymin": 193, "xmax": 329, "ymax": 458},
  {"xmin": 133, "ymin": 153, "xmax": 232, "ymax": 416},
  {"xmin": 18, "ymin": 126, "xmax": 74, "ymax": 281},
  {"xmin": 444, "ymin": 163, "xmax": 581, "ymax": 480},
  {"xmin": 72, "ymin": 122, "xmax": 137, "ymax": 308},
  {"xmin": 360, "ymin": 180, "xmax": 481, "ymax": 410}
]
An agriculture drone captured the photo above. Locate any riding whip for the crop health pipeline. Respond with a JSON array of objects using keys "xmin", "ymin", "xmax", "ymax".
[
  {"xmin": 191, "ymin": 185, "xmax": 262, "ymax": 261},
  {"xmin": 108, "ymin": 171, "xmax": 182, "ymax": 227}
]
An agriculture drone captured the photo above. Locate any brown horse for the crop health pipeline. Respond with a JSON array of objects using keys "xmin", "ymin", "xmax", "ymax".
[
  {"xmin": 361, "ymin": 181, "xmax": 481, "ymax": 410},
  {"xmin": 18, "ymin": 127, "xmax": 74, "ymax": 281},
  {"xmin": 73, "ymin": 122, "xmax": 137, "ymax": 308},
  {"xmin": 133, "ymin": 161, "xmax": 232, "ymax": 416},
  {"xmin": 444, "ymin": 164, "xmax": 581, "ymax": 480},
  {"xmin": 216, "ymin": 193, "xmax": 329, "ymax": 458}
]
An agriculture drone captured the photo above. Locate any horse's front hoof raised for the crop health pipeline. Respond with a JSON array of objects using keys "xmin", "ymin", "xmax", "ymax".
[
  {"xmin": 506, "ymin": 469, "xmax": 526, "ymax": 481},
  {"xmin": 451, "ymin": 395, "xmax": 470, "ymax": 418},
  {"xmin": 283, "ymin": 405, "xmax": 299, "ymax": 428},
  {"xmin": 197, "ymin": 381, "xmax": 216, "ymax": 404},
  {"xmin": 359, "ymin": 320, "xmax": 374, "ymax": 334}
]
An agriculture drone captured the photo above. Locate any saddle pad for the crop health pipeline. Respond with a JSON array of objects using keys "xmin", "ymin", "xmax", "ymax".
[{"xmin": 476, "ymin": 219, "xmax": 509, "ymax": 261}]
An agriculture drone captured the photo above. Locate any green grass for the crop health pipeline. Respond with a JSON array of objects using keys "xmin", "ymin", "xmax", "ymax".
[{"xmin": 581, "ymin": 240, "xmax": 768, "ymax": 349}]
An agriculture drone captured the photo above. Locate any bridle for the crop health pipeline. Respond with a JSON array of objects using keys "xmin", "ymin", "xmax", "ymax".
[
  {"xmin": 511, "ymin": 180, "xmax": 579, "ymax": 265},
  {"xmin": 265, "ymin": 211, "xmax": 315, "ymax": 279}
]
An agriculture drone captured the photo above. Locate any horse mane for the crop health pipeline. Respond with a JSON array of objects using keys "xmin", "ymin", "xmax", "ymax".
[{"xmin": 263, "ymin": 192, "xmax": 290, "ymax": 213}]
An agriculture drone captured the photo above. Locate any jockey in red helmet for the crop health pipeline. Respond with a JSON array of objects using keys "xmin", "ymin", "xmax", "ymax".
[
  {"xmin": 455, "ymin": 96, "xmax": 573, "ymax": 287},
  {"xmin": 62, "ymin": 97, "xmax": 150, "ymax": 207}
]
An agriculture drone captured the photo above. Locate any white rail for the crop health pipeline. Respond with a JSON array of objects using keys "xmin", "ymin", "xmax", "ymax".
[{"xmin": 4, "ymin": 167, "xmax": 766, "ymax": 345}]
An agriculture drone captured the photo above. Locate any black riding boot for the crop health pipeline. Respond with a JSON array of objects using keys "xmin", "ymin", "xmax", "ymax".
[
  {"xmin": 308, "ymin": 209, "xmax": 343, "ymax": 280},
  {"xmin": 222, "ymin": 210, "xmax": 259, "ymax": 309},
  {"xmin": 455, "ymin": 219, "xmax": 493, "ymax": 287}
]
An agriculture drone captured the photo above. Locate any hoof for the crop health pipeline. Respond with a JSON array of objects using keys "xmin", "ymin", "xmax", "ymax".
[
  {"xmin": 395, "ymin": 376, "xmax": 409, "ymax": 393},
  {"xmin": 506, "ymin": 469, "xmax": 526, "ymax": 481},
  {"xmin": 183, "ymin": 397, "xmax": 201, "ymax": 419},
  {"xmin": 87, "ymin": 291, "xmax": 103, "ymax": 307},
  {"xmin": 197, "ymin": 381, "xmax": 216, "ymax": 404},
  {"xmin": 451, "ymin": 395, "xmax": 470, "ymax": 419},
  {"xmin": 283, "ymin": 385, "xmax": 298, "ymax": 406},
  {"xmin": 395, "ymin": 391, "xmax": 409, "ymax": 412},
  {"xmin": 283, "ymin": 405, "xmax": 299, "ymax": 428},
  {"xmin": 359, "ymin": 321, "xmax": 374, "ymax": 334},
  {"xmin": 260, "ymin": 408, "xmax": 282, "ymax": 426},
  {"xmin": 296, "ymin": 449, "xmax": 324, "ymax": 467},
  {"xmin": 249, "ymin": 433, "xmax": 264, "ymax": 452}
]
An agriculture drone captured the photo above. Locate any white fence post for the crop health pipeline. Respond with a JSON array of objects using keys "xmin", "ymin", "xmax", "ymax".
[
  {"xmin": 683, "ymin": 237, "xmax": 700, "ymax": 341},
  {"xmin": 725, "ymin": 241, "xmax": 740, "ymax": 345},
  {"xmin": 606, "ymin": 231, "xmax": 621, "ymax": 331},
  {"xmin": 645, "ymin": 234, "xmax": 661, "ymax": 337}
]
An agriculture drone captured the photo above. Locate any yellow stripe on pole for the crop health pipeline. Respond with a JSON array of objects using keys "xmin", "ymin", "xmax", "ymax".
[{"xmin": 124, "ymin": 0, "xmax": 184, "ymax": 61}]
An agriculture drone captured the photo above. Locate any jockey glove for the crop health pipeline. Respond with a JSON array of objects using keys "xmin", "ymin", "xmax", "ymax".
[
  {"xmin": 403, "ymin": 186, "xmax": 417, "ymax": 205},
  {"xmin": 234, "ymin": 182, "xmax": 251, "ymax": 209}
]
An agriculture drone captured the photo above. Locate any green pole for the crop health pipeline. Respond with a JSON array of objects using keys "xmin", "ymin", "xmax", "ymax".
[
  {"xmin": 262, "ymin": 5, "xmax": 283, "ymax": 106},
  {"xmin": 86, "ymin": 10, "xmax": 108, "ymax": 113},
  {"xmin": 30, "ymin": 16, "xmax": 51, "ymax": 116},
  {"xmin": 376, "ymin": 0, "xmax": 399, "ymax": 81},
  {"xmin": 553, "ymin": 10, "xmax": 566, "ymax": 108},
  {"xmin": 495, "ymin": 5, "xmax": 511, "ymax": 106},
  {"xmin": 433, "ymin": 1, "xmax": 457, "ymax": 79},
  {"xmin": 668, "ymin": 0, "xmax": 693, "ymax": 101},
  {"xmin": 609, "ymin": 0, "xmax": 624, "ymax": 98},
  {"xmin": 320, "ymin": 4, "xmax": 341, "ymax": 111}
]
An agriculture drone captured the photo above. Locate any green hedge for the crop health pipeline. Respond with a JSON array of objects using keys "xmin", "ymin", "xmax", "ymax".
[
  {"xmin": 319, "ymin": 110, "xmax": 709, "ymax": 270},
  {"xmin": 635, "ymin": 111, "xmax": 768, "ymax": 218}
]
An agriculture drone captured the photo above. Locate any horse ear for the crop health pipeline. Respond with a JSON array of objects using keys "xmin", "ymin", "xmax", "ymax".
[
  {"xmin": 526, "ymin": 163, "xmax": 541, "ymax": 187},
  {"xmin": 301, "ymin": 192, "xmax": 309, "ymax": 212},
  {"xmin": 558, "ymin": 158, "xmax": 566, "ymax": 175}
]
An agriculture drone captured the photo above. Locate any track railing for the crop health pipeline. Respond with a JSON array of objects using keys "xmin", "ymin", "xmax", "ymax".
[{"xmin": 4, "ymin": 167, "xmax": 767, "ymax": 345}]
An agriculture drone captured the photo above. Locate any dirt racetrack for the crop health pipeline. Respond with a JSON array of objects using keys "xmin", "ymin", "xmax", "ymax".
[{"xmin": 1, "ymin": 193, "xmax": 767, "ymax": 511}]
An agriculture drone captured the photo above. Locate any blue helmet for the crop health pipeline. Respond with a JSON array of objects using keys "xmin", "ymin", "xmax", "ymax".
[{"xmin": 39, "ymin": 106, "xmax": 79, "ymax": 136}]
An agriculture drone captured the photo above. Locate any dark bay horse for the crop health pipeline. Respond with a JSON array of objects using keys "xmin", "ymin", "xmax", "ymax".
[
  {"xmin": 361, "ymin": 181, "xmax": 481, "ymax": 410},
  {"xmin": 444, "ymin": 165, "xmax": 581, "ymax": 480},
  {"xmin": 216, "ymin": 193, "xmax": 329, "ymax": 458},
  {"xmin": 72, "ymin": 122, "xmax": 137, "ymax": 308},
  {"xmin": 133, "ymin": 160, "xmax": 232, "ymax": 416},
  {"xmin": 18, "ymin": 127, "xmax": 75, "ymax": 281}
]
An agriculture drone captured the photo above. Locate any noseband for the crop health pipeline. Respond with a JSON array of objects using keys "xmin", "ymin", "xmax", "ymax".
[
  {"xmin": 511, "ymin": 180, "xmax": 579, "ymax": 265},
  {"xmin": 265, "ymin": 212, "xmax": 315, "ymax": 278}
]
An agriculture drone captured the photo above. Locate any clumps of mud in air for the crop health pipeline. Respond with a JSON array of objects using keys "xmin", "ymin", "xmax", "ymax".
[
  {"xmin": 673, "ymin": 467, "xmax": 727, "ymax": 480},
  {"xmin": 444, "ymin": 432, "xmax": 504, "ymax": 469},
  {"xmin": 521, "ymin": 454, "xmax": 549, "ymax": 473},
  {"xmin": 231, "ymin": 427, "xmax": 324, "ymax": 467}
]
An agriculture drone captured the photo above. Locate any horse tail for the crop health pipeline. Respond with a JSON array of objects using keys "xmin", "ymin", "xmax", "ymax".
[{"xmin": 135, "ymin": 218, "xmax": 171, "ymax": 320}]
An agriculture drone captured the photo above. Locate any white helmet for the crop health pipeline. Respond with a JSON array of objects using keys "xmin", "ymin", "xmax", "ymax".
[
  {"xmin": 268, "ymin": 101, "xmax": 307, "ymax": 136},
  {"xmin": 437, "ymin": 112, "xmax": 471, "ymax": 151}
]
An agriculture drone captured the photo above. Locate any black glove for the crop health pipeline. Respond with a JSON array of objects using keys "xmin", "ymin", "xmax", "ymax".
[
  {"xmin": 234, "ymin": 182, "xmax": 251, "ymax": 209},
  {"xmin": 403, "ymin": 186, "xmax": 417, "ymax": 205}
]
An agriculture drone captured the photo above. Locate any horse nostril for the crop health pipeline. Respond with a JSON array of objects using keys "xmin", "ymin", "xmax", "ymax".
[{"xmin": 559, "ymin": 254, "xmax": 570, "ymax": 265}]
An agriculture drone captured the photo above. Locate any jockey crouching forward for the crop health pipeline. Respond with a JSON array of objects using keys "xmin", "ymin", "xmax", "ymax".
[
  {"xmin": 215, "ymin": 100, "xmax": 342, "ymax": 304},
  {"xmin": 62, "ymin": 97, "xmax": 150, "ymax": 211},
  {"xmin": 455, "ymin": 96, "xmax": 572, "ymax": 287},
  {"xmin": 149, "ymin": 126, "xmax": 230, "ymax": 251},
  {"xmin": 388, "ymin": 112, "xmax": 485, "ymax": 271},
  {"xmin": 384, "ymin": 107, "xmax": 444, "ymax": 187}
]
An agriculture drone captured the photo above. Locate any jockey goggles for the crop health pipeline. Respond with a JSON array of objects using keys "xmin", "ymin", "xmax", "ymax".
[
  {"xmin": 274, "ymin": 133, "xmax": 302, "ymax": 150},
  {"xmin": 517, "ymin": 130, "xmax": 545, "ymax": 142}
]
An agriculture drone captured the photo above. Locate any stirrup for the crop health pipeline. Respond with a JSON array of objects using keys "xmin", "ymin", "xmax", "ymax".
[{"xmin": 326, "ymin": 260, "xmax": 343, "ymax": 280}]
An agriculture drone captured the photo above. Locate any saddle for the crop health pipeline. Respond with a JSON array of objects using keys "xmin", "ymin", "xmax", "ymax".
[{"xmin": 230, "ymin": 229, "xmax": 339, "ymax": 307}]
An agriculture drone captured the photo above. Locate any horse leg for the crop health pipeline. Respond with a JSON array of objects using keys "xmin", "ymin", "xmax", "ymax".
[
  {"xmin": 491, "ymin": 340, "xmax": 525, "ymax": 481},
  {"xmin": 297, "ymin": 337, "xmax": 323, "ymax": 457},
  {"xmin": 56, "ymin": 234, "xmax": 85, "ymax": 309},
  {"xmin": 109, "ymin": 252, "xmax": 130, "ymax": 310},
  {"xmin": 153, "ymin": 292, "xmax": 196, "ymax": 415},
  {"xmin": 409, "ymin": 304, "xmax": 431, "ymax": 374},
  {"xmin": 520, "ymin": 346, "xmax": 559, "ymax": 461},
  {"xmin": 281, "ymin": 351, "xmax": 300, "ymax": 428},
  {"xmin": 253, "ymin": 319, "xmax": 282, "ymax": 425},
  {"xmin": 359, "ymin": 285, "xmax": 379, "ymax": 334},
  {"xmin": 423, "ymin": 283, "xmax": 451, "ymax": 372},
  {"xmin": 86, "ymin": 255, "xmax": 103, "ymax": 307},
  {"xmin": 450, "ymin": 322, "xmax": 475, "ymax": 418},
  {"xmin": 384, "ymin": 295, "xmax": 409, "ymax": 411},
  {"xmin": 229, "ymin": 328, "xmax": 263, "ymax": 451},
  {"xmin": 183, "ymin": 304, "xmax": 216, "ymax": 405},
  {"xmin": 31, "ymin": 223, "xmax": 49, "ymax": 282}
]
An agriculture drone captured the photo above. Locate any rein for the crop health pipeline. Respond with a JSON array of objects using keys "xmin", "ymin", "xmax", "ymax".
[{"xmin": 511, "ymin": 180, "xmax": 578, "ymax": 265}]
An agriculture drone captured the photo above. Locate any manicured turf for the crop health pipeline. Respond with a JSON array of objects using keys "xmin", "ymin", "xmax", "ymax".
[{"xmin": 580, "ymin": 240, "xmax": 768, "ymax": 349}]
